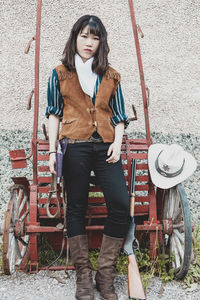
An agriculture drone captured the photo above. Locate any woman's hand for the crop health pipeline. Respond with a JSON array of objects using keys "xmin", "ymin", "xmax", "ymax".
[
  {"xmin": 106, "ymin": 141, "xmax": 121, "ymax": 163},
  {"xmin": 49, "ymin": 152, "xmax": 56, "ymax": 174},
  {"xmin": 106, "ymin": 122, "xmax": 124, "ymax": 163}
]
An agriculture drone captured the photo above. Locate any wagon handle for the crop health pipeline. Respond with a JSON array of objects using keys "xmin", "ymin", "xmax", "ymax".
[
  {"xmin": 27, "ymin": 89, "xmax": 34, "ymax": 110},
  {"xmin": 42, "ymin": 123, "xmax": 49, "ymax": 140},
  {"xmin": 24, "ymin": 36, "xmax": 36, "ymax": 54},
  {"xmin": 129, "ymin": 104, "xmax": 137, "ymax": 121},
  {"xmin": 137, "ymin": 24, "xmax": 144, "ymax": 38}
]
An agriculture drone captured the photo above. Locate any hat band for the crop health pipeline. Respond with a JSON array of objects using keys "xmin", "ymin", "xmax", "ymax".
[{"xmin": 155, "ymin": 151, "xmax": 185, "ymax": 178}]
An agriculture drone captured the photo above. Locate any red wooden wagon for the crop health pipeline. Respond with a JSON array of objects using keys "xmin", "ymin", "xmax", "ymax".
[{"xmin": 0, "ymin": 0, "xmax": 193, "ymax": 280}]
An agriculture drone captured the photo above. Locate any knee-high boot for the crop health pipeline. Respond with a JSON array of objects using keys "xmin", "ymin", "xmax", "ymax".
[
  {"xmin": 68, "ymin": 235, "xmax": 94, "ymax": 300},
  {"xmin": 95, "ymin": 234, "xmax": 123, "ymax": 300}
]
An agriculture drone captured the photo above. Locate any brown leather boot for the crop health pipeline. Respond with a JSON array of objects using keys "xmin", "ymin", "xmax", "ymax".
[
  {"xmin": 95, "ymin": 234, "xmax": 123, "ymax": 300},
  {"xmin": 68, "ymin": 235, "xmax": 94, "ymax": 300}
]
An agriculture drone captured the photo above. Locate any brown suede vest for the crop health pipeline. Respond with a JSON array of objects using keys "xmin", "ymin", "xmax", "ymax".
[{"xmin": 56, "ymin": 64, "xmax": 121, "ymax": 142}]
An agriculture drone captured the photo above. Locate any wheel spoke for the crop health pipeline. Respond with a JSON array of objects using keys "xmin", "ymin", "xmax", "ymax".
[
  {"xmin": 174, "ymin": 229, "xmax": 184, "ymax": 244},
  {"xmin": 8, "ymin": 234, "xmax": 16, "ymax": 274},
  {"xmin": 20, "ymin": 236, "xmax": 29, "ymax": 258},
  {"xmin": 163, "ymin": 190, "xmax": 169, "ymax": 219},
  {"xmin": 14, "ymin": 188, "xmax": 23, "ymax": 221},
  {"xmin": 17, "ymin": 236, "xmax": 28, "ymax": 247},
  {"xmin": 19, "ymin": 195, "xmax": 28, "ymax": 216},
  {"xmin": 170, "ymin": 236, "xmax": 176, "ymax": 268},
  {"xmin": 19, "ymin": 209, "xmax": 29, "ymax": 222},
  {"xmin": 15, "ymin": 240, "xmax": 22, "ymax": 260},
  {"xmin": 161, "ymin": 184, "xmax": 192, "ymax": 279},
  {"xmin": 169, "ymin": 188, "xmax": 176, "ymax": 218},
  {"xmin": 173, "ymin": 233, "xmax": 184, "ymax": 261},
  {"xmin": 172, "ymin": 235, "xmax": 181, "ymax": 268},
  {"xmin": 172, "ymin": 207, "xmax": 182, "ymax": 223}
]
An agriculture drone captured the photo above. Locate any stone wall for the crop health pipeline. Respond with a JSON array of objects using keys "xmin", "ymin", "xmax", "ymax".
[{"xmin": 1, "ymin": 0, "xmax": 200, "ymax": 135}]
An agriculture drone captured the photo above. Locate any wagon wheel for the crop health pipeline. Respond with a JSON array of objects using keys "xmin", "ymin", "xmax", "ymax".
[
  {"xmin": 162, "ymin": 183, "xmax": 192, "ymax": 279},
  {"xmin": 3, "ymin": 185, "xmax": 30, "ymax": 275}
]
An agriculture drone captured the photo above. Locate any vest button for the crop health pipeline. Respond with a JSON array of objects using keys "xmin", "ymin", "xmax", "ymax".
[{"xmin": 93, "ymin": 121, "xmax": 97, "ymax": 127}]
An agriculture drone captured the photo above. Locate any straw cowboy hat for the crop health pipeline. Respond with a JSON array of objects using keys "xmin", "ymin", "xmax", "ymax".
[{"xmin": 148, "ymin": 143, "xmax": 197, "ymax": 189}]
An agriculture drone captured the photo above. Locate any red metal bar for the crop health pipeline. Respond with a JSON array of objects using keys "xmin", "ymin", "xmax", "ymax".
[
  {"xmin": 32, "ymin": 0, "xmax": 42, "ymax": 185},
  {"xmin": 128, "ymin": 0, "xmax": 151, "ymax": 146}
]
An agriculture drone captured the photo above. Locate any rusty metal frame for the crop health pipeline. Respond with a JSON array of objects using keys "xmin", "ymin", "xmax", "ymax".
[{"xmin": 128, "ymin": 0, "xmax": 151, "ymax": 146}]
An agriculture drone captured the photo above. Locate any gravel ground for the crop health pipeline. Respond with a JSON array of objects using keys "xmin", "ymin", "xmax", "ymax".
[
  {"xmin": 0, "ymin": 270, "xmax": 200, "ymax": 300},
  {"xmin": 0, "ymin": 129, "xmax": 199, "ymax": 299}
]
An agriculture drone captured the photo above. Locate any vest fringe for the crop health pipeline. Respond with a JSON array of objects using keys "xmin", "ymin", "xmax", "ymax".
[
  {"xmin": 105, "ymin": 69, "xmax": 121, "ymax": 82},
  {"xmin": 57, "ymin": 69, "xmax": 73, "ymax": 81}
]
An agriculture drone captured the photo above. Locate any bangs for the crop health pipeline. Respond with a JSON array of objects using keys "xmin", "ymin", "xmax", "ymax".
[{"xmin": 80, "ymin": 20, "xmax": 101, "ymax": 37}]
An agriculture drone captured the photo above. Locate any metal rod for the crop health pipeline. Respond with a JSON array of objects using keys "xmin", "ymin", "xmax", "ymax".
[
  {"xmin": 33, "ymin": 0, "xmax": 42, "ymax": 185},
  {"xmin": 128, "ymin": 0, "xmax": 151, "ymax": 146}
]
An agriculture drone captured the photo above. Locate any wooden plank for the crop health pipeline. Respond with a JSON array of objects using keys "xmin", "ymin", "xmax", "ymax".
[
  {"xmin": 135, "ymin": 184, "xmax": 149, "ymax": 191},
  {"xmin": 122, "ymin": 164, "xmax": 128, "ymax": 170},
  {"xmin": 38, "ymin": 206, "xmax": 149, "ymax": 217},
  {"xmin": 127, "ymin": 144, "xmax": 148, "ymax": 151},
  {"xmin": 38, "ymin": 197, "xmax": 63, "ymax": 205},
  {"xmin": 37, "ymin": 139, "xmax": 49, "ymax": 145},
  {"xmin": 89, "ymin": 186, "xmax": 103, "ymax": 192},
  {"xmin": 38, "ymin": 196, "xmax": 149, "ymax": 205},
  {"xmin": 135, "ymin": 175, "xmax": 149, "ymax": 182},
  {"xmin": 134, "ymin": 205, "xmax": 149, "ymax": 213},
  {"xmin": 85, "ymin": 215, "xmax": 107, "ymax": 219},
  {"xmin": 136, "ymin": 164, "xmax": 148, "ymax": 170},
  {"xmin": 38, "ymin": 155, "xmax": 49, "ymax": 161},
  {"xmin": 127, "ymin": 139, "xmax": 147, "ymax": 144},
  {"xmin": 88, "ymin": 197, "xmax": 105, "ymax": 204},
  {"xmin": 38, "ymin": 144, "xmax": 49, "ymax": 151},
  {"xmin": 38, "ymin": 177, "xmax": 51, "ymax": 183},
  {"xmin": 129, "ymin": 153, "xmax": 148, "ymax": 159},
  {"xmin": 135, "ymin": 196, "xmax": 150, "ymax": 202},
  {"xmin": 87, "ymin": 206, "xmax": 107, "ymax": 215},
  {"xmin": 38, "ymin": 166, "xmax": 49, "ymax": 172},
  {"xmin": 38, "ymin": 186, "xmax": 50, "ymax": 193}
]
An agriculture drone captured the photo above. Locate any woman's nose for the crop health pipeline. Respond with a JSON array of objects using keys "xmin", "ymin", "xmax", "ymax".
[{"xmin": 86, "ymin": 38, "xmax": 93, "ymax": 47}]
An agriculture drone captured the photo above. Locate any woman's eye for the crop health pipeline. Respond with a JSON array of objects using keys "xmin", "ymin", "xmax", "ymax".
[
  {"xmin": 94, "ymin": 37, "xmax": 100, "ymax": 40},
  {"xmin": 81, "ymin": 34, "xmax": 87, "ymax": 38}
]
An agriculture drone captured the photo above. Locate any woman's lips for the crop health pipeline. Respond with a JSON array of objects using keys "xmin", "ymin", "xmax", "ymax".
[{"xmin": 84, "ymin": 49, "xmax": 92, "ymax": 53}]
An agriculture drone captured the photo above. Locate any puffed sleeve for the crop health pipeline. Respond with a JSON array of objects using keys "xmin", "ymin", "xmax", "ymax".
[
  {"xmin": 109, "ymin": 82, "xmax": 130, "ymax": 129},
  {"xmin": 45, "ymin": 68, "xmax": 63, "ymax": 120}
]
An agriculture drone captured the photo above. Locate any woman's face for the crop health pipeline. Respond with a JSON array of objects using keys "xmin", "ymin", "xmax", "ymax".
[{"xmin": 76, "ymin": 25, "xmax": 100, "ymax": 62}]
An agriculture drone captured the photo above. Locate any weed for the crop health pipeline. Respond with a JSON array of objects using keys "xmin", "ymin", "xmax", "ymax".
[
  {"xmin": 38, "ymin": 234, "xmax": 65, "ymax": 266},
  {"xmin": 183, "ymin": 225, "xmax": 200, "ymax": 287}
]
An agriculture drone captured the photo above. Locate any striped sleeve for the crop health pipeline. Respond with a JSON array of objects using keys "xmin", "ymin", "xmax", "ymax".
[
  {"xmin": 109, "ymin": 82, "xmax": 130, "ymax": 129},
  {"xmin": 45, "ymin": 68, "xmax": 63, "ymax": 120}
]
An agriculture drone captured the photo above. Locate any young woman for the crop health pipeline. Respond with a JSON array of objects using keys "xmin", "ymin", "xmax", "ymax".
[{"xmin": 46, "ymin": 15, "xmax": 130, "ymax": 300}]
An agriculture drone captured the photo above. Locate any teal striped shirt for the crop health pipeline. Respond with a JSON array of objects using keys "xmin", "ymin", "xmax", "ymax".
[{"xmin": 46, "ymin": 68, "xmax": 129, "ymax": 129}]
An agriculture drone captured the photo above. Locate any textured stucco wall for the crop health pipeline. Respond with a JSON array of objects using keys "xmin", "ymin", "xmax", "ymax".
[{"xmin": 1, "ymin": 0, "xmax": 200, "ymax": 135}]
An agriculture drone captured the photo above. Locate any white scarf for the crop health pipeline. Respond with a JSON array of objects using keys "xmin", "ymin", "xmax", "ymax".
[{"xmin": 75, "ymin": 53, "xmax": 97, "ymax": 98}]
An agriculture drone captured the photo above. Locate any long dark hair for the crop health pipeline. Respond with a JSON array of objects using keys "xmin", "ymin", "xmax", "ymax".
[{"xmin": 61, "ymin": 15, "xmax": 109, "ymax": 75}]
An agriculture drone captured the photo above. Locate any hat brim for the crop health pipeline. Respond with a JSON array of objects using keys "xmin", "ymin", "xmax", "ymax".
[{"xmin": 148, "ymin": 144, "xmax": 197, "ymax": 189}]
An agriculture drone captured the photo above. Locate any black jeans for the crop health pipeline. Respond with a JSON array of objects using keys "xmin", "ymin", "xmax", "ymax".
[{"xmin": 63, "ymin": 142, "xmax": 130, "ymax": 238}]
